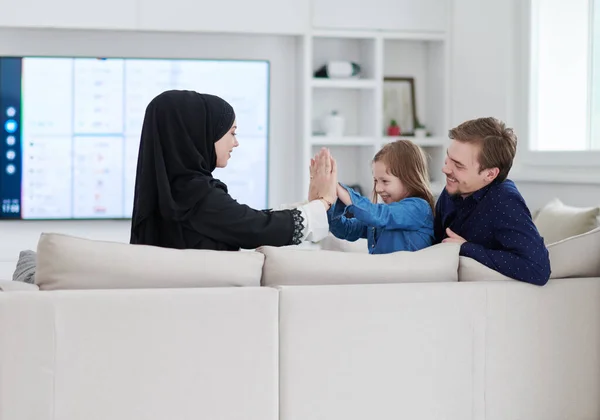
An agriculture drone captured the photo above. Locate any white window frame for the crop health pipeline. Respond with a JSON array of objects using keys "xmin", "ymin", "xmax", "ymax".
[{"xmin": 517, "ymin": 0, "xmax": 600, "ymax": 172}]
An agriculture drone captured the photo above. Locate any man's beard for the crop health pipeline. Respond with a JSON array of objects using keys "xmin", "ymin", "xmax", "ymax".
[
  {"xmin": 446, "ymin": 183, "xmax": 462, "ymax": 197},
  {"xmin": 447, "ymin": 183, "xmax": 470, "ymax": 198}
]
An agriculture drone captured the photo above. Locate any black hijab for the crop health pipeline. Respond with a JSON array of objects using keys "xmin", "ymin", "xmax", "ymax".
[{"xmin": 130, "ymin": 90, "xmax": 236, "ymax": 247}]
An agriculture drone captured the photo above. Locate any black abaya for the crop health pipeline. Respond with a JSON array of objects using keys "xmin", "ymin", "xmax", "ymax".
[{"xmin": 129, "ymin": 90, "xmax": 304, "ymax": 250}]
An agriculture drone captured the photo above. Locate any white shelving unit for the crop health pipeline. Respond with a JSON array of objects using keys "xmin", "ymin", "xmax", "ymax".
[{"xmin": 298, "ymin": 29, "xmax": 450, "ymax": 200}]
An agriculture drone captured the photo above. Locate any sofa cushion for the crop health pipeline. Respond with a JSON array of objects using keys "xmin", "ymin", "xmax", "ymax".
[
  {"xmin": 0, "ymin": 279, "xmax": 40, "ymax": 291},
  {"xmin": 457, "ymin": 256, "xmax": 515, "ymax": 282},
  {"xmin": 35, "ymin": 233, "xmax": 265, "ymax": 290},
  {"xmin": 547, "ymin": 226, "xmax": 600, "ymax": 279},
  {"xmin": 534, "ymin": 198, "xmax": 600, "ymax": 244},
  {"xmin": 257, "ymin": 243, "xmax": 460, "ymax": 286}
]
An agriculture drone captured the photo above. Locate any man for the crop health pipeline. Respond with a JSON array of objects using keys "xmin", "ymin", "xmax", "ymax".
[{"xmin": 434, "ymin": 117, "xmax": 551, "ymax": 286}]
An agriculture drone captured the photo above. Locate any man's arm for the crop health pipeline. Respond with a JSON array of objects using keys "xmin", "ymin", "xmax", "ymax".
[{"xmin": 459, "ymin": 194, "xmax": 551, "ymax": 286}]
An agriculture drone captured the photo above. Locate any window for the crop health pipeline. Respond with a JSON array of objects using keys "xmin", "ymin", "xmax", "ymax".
[{"xmin": 530, "ymin": 0, "xmax": 599, "ymax": 152}]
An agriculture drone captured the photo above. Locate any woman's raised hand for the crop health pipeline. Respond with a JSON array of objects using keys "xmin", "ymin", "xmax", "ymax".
[{"xmin": 308, "ymin": 148, "xmax": 338, "ymax": 207}]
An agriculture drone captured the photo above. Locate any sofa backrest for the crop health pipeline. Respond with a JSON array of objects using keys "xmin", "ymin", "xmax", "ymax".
[
  {"xmin": 276, "ymin": 277, "xmax": 600, "ymax": 420},
  {"xmin": 0, "ymin": 287, "xmax": 279, "ymax": 420},
  {"xmin": 278, "ymin": 281, "xmax": 486, "ymax": 419}
]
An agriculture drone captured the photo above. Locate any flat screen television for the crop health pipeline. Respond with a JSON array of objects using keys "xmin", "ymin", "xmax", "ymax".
[{"xmin": 0, "ymin": 56, "xmax": 269, "ymax": 220}]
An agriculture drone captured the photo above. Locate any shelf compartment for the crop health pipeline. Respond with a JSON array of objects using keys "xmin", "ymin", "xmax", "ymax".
[
  {"xmin": 312, "ymin": 88, "xmax": 377, "ymax": 137},
  {"xmin": 312, "ymin": 36, "xmax": 377, "ymax": 80},
  {"xmin": 382, "ymin": 38, "xmax": 447, "ymax": 138}
]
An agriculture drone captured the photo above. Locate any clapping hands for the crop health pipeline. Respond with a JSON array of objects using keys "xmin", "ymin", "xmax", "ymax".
[{"xmin": 308, "ymin": 147, "xmax": 338, "ymax": 208}]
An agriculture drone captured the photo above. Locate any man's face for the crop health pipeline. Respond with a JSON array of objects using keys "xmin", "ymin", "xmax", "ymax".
[{"xmin": 442, "ymin": 140, "xmax": 496, "ymax": 197}]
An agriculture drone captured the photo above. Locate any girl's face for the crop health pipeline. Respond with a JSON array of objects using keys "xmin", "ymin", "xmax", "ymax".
[
  {"xmin": 372, "ymin": 160, "xmax": 408, "ymax": 204},
  {"xmin": 214, "ymin": 120, "xmax": 239, "ymax": 168}
]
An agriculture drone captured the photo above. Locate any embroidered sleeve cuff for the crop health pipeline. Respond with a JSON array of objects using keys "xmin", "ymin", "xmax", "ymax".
[{"xmin": 297, "ymin": 199, "xmax": 330, "ymax": 243}]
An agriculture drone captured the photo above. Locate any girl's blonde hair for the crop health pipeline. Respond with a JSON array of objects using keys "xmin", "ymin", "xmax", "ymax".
[{"xmin": 372, "ymin": 139, "xmax": 435, "ymax": 214}]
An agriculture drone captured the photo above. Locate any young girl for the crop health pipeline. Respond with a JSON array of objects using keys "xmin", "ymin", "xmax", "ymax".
[{"xmin": 325, "ymin": 139, "xmax": 435, "ymax": 254}]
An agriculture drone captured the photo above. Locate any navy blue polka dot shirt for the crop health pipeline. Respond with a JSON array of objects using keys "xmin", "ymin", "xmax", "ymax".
[{"xmin": 434, "ymin": 179, "xmax": 551, "ymax": 286}]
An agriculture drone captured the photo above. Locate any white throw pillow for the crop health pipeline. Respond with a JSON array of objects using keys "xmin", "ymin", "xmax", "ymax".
[
  {"xmin": 35, "ymin": 233, "xmax": 265, "ymax": 290},
  {"xmin": 534, "ymin": 198, "xmax": 600, "ymax": 245},
  {"xmin": 257, "ymin": 243, "xmax": 460, "ymax": 286},
  {"xmin": 547, "ymin": 226, "xmax": 600, "ymax": 279}
]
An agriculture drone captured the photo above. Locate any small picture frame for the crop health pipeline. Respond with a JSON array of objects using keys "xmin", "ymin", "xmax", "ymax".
[{"xmin": 383, "ymin": 77, "xmax": 417, "ymax": 136}]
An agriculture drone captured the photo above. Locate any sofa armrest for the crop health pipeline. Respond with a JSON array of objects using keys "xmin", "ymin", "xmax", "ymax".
[{"xmin": 0, "ymin": 280, "xmax": 39, "ymax": 291}]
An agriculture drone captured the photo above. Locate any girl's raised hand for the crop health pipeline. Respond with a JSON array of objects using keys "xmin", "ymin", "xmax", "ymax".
[{"xmin": 336, "ymin": 183, "xmax": 352, "ymax": 206}]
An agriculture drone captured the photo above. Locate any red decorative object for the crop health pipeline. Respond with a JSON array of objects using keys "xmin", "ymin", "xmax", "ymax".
[{"xmin": 387, "ymin": 119, "xmax": 400, "ymax": 136}]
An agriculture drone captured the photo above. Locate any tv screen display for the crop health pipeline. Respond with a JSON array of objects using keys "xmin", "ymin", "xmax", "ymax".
[{"xmin": 0, "ymin": 56, "xmax": 269, "ymax": 219}]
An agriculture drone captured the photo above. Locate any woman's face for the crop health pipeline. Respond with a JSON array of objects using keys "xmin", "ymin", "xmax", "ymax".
[{"xmin": 214, "ymin": 120, "xmax": 239, "ymax": 168}]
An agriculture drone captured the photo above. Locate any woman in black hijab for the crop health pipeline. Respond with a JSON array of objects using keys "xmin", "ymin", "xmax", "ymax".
[{"xmin": 130, "ymin": 90, "xmax": 336, "ymax": 250}]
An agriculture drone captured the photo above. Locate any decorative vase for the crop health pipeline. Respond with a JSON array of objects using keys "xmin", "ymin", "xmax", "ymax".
[{"xmin": 323, "ymin": 111, "xmax": 345, "ymax": 136}]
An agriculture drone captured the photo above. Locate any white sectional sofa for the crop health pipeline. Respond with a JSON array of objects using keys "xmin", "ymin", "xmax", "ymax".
[{"xmin": 1, "ymin": 214, "xmax": 600, "ymax": 420}]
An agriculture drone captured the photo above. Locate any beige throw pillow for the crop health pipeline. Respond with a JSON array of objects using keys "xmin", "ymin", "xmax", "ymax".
[
  {"xmin": 547, "ymin": 227, "xmax": 600, "ymax": 279},
  {"xmin": 534, "ymin": 198, "xmax": 600, "ymax": 245},
  {"xmin": 257, "ymin": 243, "xmax": 460, "ymax": 286},
  {"xmin": 35, "ymin": 233, "xmax": 265, "ymax": 290}
]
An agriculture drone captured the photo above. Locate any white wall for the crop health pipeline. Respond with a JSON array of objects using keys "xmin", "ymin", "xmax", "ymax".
[
  {"xmin": 0, "ymin": 27, "xmax": 301, "ymax": 276},
  {"xmin": 450, "ymin": 0, "xmax": 514, "ymax": 126},
  {"xmin": 449, "ymin": 0, "xmax": 600, "ymax": 210},
  {"xmin": 517, "ymin": 182, "xmax": 600, "ymax": 211}
]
